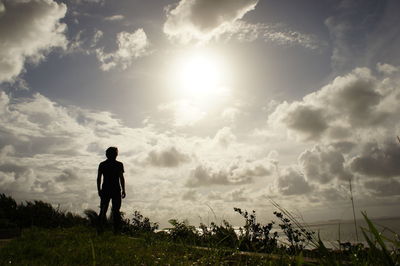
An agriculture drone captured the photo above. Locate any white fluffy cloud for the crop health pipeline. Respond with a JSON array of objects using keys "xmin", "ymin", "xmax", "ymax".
[
  {"xmin": 267, "ymin": 64, "xmax": 400, "ymax": 204},
  {"xmin": 96, "ymin": 29, "xmax": 151, "ymax": 71},
  {"xmin": 146, "ymin": 146, "xmax": 191, "ymax": 168},
  {"xmin": 0, "ymin": 90, "xmax": 279, "ymax": 223},
  {"xmin": 163, "ymin": 0, "xmax": 258, "ymax": 43},
  {"xmin": 0, "ymin": 0, "xmax": 67, "ymax": 82},
  {"xmin": 186, "ymin": 158, "xmax": 272, "ymax": 187},
  {"xmin": 163, "ymin": 0, "xmax": 322, "ymax": 49},
  {"xmin": 269, "ymin": 66, "xmax": 400, "ymax": 142}
]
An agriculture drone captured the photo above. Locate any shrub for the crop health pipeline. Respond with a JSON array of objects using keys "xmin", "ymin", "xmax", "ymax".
[
  {"xmin": 234, "ymin": 208, "xmax": 278, "ymax": 253},
  {"xmin": 0, "ymin": 193, "xmax": 86, "ymax": 229},
  {"xmin": 167, "ymin": 219, "xmax": 198, "ymax": 244},
  {"xmin": 274, "ymin": 211, "xmax": 314, "ymax": 254},
  {"xmin": 199, "ymin": 220, "xmax": 238, "ymax": 248},
  {"xmin": 123, "ymin": 210, "xmax": 159, "ymax": 235}
]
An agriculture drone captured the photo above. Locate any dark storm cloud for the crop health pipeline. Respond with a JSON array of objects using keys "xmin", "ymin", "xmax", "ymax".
[
  {"xmin": 0, "ymin": 0, "xmax": 67, "ymax": 82},
  {"xmin": 350, "ymin": 141, "xmax": 400, "ymax": 178}
]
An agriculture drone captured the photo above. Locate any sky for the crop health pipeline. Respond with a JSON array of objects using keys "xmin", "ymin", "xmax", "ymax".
[{"xmin": 1, "ymin": 0, "xmax": 400, "ymax": 227}]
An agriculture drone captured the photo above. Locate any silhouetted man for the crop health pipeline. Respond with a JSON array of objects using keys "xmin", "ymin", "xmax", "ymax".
[{"xmin": 97, "ymin": 147, "xmax": 126, "ymax": 233}]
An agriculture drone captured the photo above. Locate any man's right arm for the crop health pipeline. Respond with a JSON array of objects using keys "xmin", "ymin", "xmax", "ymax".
[{"xmin": 97, "ymin": 165, "xmax": 102, "ymax": 197}]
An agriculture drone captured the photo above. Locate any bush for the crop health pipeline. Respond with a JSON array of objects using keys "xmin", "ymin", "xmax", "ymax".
[
  {"xmin": 0, "ymin": 193, "xmax": 86, "ymax": 229},
  {"xmin": 199, "ymin": 220, "xmax": 238, "ymax": 248},
  {"xmin": 167, "ymin": 219, "xmax": 198, "ymax": 244},
  {"xmin": 234, "ymin": 208, "xmax": 278, "ymax": 253},
  {"xmin": 122, "ymin": 210, "xmax": 159, "ymax": 235}
]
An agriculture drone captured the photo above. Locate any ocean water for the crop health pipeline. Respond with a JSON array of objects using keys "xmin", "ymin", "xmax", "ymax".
[{"xmin": 306, "ymin": 217, "xmax": 400, "ymax": 248}]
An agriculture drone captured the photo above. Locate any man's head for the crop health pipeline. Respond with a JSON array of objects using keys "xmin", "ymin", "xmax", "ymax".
[{"xmin": 106, "ymin": 147, "xmax": 118, "ymax": 160}]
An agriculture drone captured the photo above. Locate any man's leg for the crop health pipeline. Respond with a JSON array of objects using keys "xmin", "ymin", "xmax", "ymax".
[
  {"xmin": 98, "ymin": 194, "xmax": 111, "ymax": 232},
  {"xmin": 111, "ymin": 194, "xmax": 122, "ymax": 233}
]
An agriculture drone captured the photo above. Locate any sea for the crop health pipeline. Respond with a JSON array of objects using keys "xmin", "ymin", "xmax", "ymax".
[
  {"xmin": 161, "ymin": 217, "xmax": 400, "ymax": 249},
  {"xmin": 304, "ymin": 216, "xmax": 400, "ymax": 248}
]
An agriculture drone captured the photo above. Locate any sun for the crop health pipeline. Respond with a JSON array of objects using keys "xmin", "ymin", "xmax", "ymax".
[{"xmin": 174, "ymin": 50, "xmax": 226, "ymax": 97}]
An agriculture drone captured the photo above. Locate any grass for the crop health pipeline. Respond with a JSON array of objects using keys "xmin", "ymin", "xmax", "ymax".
[
  {"xmin": 1, "ymin": 193, "xmax": 399, "ymax": 265},
  {"xmin": 0, "ymin": 227, "xmax": 305, "ymax": 265}
]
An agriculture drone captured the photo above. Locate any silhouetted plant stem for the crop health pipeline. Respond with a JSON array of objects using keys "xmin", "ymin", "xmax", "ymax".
[{"xmin": 349, "ymin": 176, "xmax": 359, "ymax": 242}]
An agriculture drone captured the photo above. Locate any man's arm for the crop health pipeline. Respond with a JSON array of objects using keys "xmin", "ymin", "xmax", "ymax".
[
  {"xmin": 97, "ymin": 167, "xmax": 102, "ymax": 197},
  {"xmin": 120, "ymin": 173, "xmax": 126, "ymax": 198}
]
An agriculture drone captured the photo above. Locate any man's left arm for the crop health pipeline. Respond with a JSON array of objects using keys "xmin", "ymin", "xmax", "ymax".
[
  {"xmin": 120, "ymin": 173, "xmax": 126, "ymax": 198},
  {"xmin": 120, "ymin": 163, "xmax": 126, "ymax": 198},
  {"xmin": 97, "ymin": 165, "xmax": 102, "ymax": 197}
]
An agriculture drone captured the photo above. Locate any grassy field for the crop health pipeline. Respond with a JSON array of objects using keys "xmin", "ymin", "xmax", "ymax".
[
  {"xmin": 1, "ymin": 194, "xmax": 399, "ymax": 265},
  {"xmin": 0, "ymin": 227, "xmax": 305, "ymax": 266}
]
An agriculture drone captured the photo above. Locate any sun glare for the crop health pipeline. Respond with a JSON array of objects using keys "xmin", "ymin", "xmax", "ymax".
[{"xmin": 174, "ymin": 51, "xmax": 226, "ymax": 97}]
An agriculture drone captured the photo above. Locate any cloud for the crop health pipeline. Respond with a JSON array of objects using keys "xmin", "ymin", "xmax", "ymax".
[
  {"xmin": 72, "ymin": 0, "xmax": 105, "ymax": 5},
  {"xmin": 227, "ymin": 188, "xmax": 248, "ymax": 202},
  {"xmin": 324, "ymin": 1, "xmax": 400, "ymax": 72},
  {"xmin": 163, "ymin": 0, "xmax": 258, "ymax": 43},
  {"xmin": 350, "ymin": 141, "xmax": 400, "ymax": 178},
  {"xmin": 182, "ymin": 189, "xmax": 199, "ymax": 201},
  {"xmin": 158, "ymin": 100, "xmax": 206, "ymax": 127},
  {"xmin": 163, "ymin": 0, "xmax": 322, "ymax": 49},
  {"xmin": 56, "ymin": 169, "xmax": 79, "ymax": 182},
  {"xmin": 186, "ymin": 164, "xmax": 251, "ymax": 187},
  {"xmin": 104, "ymin": 15, "xmax": 124, "ymax": 21},
  {"xmin": 264, "ymin": 64, "xmax": 400, "ymax": 203},
  {"xmin": 276, "ymin": 167, "xmax": 313, "ymax": 196},
  {"xmin": 186, "ymin": 158, "xmax": 272, "ymax": 187},
  {"xmin": 0, "ymin": 90, "xmax": 161, "ymax": 204},
  {"xmin": 223, "ymin": 21, "xmax": 322, "ymax": 50},
  {"xmin": 95, "ymin": 29, "xmax": 151, "ymax": 71},
  {"xmin": 213, "ymin": 127, "xmax": 236, "ymax": 148},
  {"xmin": 270, "ymin": 103, "xmax": 328, "ymax": 141},
  {"xmin": 299, "ymin": 145, "xmax": 352, "ymax": 184},
  {"xmin": 364, "ymin": 179, "xmax": 400, "ymax": 196},
  {"xmin": 268, "ymin": 66, "xmax": 400, "ymax": 141},
  {"xmin": 146, "ymin": 146, "xmax": 191, "ymax": 168},
  {"xmin": 0, "ymin": 0, "xmax": 67, "ymax": 82},
  {"xmin": 221, "ymin": 107, "xmax": 240, "ymax": 123}
]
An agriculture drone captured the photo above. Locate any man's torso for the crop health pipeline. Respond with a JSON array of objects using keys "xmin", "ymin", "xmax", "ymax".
[{"xmin": 99, "ymin": 159, "xmax": 124, "ymax": 193}]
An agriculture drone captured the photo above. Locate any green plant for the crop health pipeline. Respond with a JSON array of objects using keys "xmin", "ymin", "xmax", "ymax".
[
  {"xmin": 199, "ymin": 220, "xmax": 238, "ymax": 248},
  {"xmin": 234, "ymin": 208, "xmax": 278, "ymax": 253},
  {"xmin": 167, "ymin": 219, "xmax": 198, "ymax": 244},
  {"xmin": 361, "ymin": 211, "xmax": 400, "ymax": 266},
  {"xmin": 123, "ymin": 210, "xmax": 159, "ymax": 235}
]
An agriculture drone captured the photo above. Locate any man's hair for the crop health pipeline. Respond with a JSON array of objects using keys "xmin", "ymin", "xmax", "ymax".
[{"xmin": 106, "ymin": 147, "xmax": 118, "ymax": 160}]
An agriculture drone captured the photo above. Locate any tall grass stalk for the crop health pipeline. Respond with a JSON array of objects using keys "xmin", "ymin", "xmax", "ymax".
[
  {"xmin": 349, "ymin": 176, "xmax": 359, "ymax": 242},
  {"xmin": 89, "ymin": 239, "xmax": 96, "ymax": 266},
  {"xmin": 361, "ymin": 211, "xmax": 399, "ymax": 266}
]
